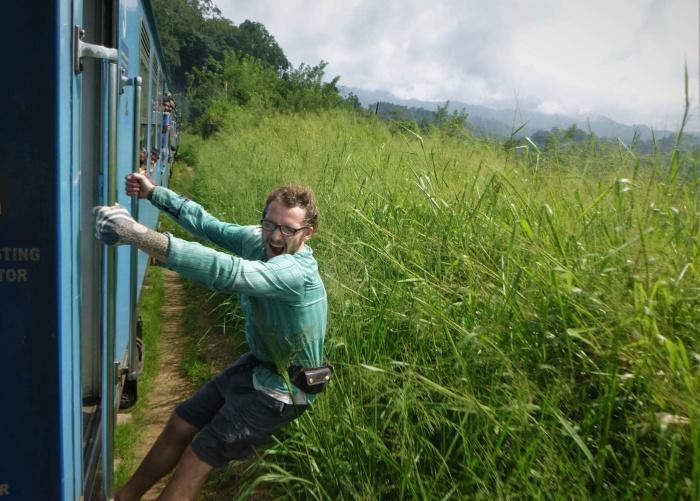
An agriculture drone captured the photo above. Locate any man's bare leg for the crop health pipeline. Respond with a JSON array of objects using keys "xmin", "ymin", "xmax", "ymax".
[
  {"xmin": 115, "ymin": 412, "xmax": 199, "ymax": 501},
  {"xmin": 156, "ymin": 445, "xmax": 214, "ymax": 501}
]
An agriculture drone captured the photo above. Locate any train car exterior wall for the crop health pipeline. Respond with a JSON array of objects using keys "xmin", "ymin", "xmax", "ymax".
[
  {"xmin": 0, "ymin": 0, "xmax": 173, "ymax": 499},
  {"xmin": 0, "ymin": 1, "xmax": 62, "ymax": 499}
]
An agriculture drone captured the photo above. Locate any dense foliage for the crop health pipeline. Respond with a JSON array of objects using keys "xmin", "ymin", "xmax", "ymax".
[
  {"xmin": 149, "ymin": 2, "xmax": 699, "ymax": 498},
  {"xmin": 151, "ymin": 0, "xmax": 359, "ymax": 135},
  {"xmin": 175, "ymin": 107, "xmax": 699, "ymax": 500},
  {"xmin": 186, "ymin": 54, "xmax": 359, "ymax": 136},
  {"xmin": 151, "ymin": 0, "xmax": 289, "ymax": 89}
]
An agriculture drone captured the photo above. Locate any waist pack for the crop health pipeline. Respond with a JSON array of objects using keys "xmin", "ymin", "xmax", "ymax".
[
  {"xmin": 249, "ymin": 354, "xmax": 333, "ymax": 394},
  {"xmin": 288, "ymin": 364, "xmax": 334, "ymax": 394}
]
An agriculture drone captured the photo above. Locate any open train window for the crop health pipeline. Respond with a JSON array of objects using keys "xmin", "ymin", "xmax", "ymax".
[
  {"xmin": 151, "ymin": 62, "xmax": 162, "ymax": 154},
  {"xmin": 138, "ymin": 21, "xmax": 150, "ymax": 172}
]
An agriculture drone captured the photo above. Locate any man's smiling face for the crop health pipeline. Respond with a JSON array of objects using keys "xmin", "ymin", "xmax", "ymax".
[{"xmin": 261, "ymin": 201, "xmax": 314, "ymax": 260}]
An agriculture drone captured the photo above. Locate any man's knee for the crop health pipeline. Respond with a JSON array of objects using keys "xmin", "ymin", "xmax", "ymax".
[
  {"xmin": 163, "ymin": 411, "xmax": 199, "ymax": 444},
  {"xmin": 180, "ymin": 444, "xmax": 214, "ymax": 471}
]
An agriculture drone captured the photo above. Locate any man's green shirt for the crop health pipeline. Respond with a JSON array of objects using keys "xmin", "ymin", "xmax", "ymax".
[{"xmin": 150, "ymin": 186, "xmax": 327, "ymax": 402}]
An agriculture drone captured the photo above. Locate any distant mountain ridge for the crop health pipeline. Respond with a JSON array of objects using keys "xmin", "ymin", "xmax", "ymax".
[{"xmin": 341, "ymin": 86, "xmax": 685, "ymax": 144}]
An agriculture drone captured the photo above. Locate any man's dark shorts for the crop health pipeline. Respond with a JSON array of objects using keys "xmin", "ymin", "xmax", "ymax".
[{"xmin": 175, "ymin": 353, "xmax": 308, "ymax": 468}]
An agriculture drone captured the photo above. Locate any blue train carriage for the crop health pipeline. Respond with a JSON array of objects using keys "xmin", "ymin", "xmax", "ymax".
[{"xmin": 0, "ymin": 0, "xmax": 176, "ymax": 499}]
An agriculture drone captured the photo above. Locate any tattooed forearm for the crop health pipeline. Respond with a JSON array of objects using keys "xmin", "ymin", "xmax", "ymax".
[
  {"xmin": 127, "ymin": 225, "xmax": 169, "ymax": 262},
  {"xmin": 94, "ymin": 204, "xmax": 169, "ymax": 262}
]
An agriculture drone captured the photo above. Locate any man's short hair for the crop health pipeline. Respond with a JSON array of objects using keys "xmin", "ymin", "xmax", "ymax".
[{"xmin": 264, "ymin": 184, "xmax": 319, "ymax": 230}]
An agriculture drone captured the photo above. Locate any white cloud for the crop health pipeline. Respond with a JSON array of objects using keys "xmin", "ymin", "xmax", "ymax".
[
  {"xmin": 535, "ymin": 100, "xmax": 567, "ymax": 115},
  {"xmin": 217, "ymin": 0, "xmax": 699, "ymax": 129}
]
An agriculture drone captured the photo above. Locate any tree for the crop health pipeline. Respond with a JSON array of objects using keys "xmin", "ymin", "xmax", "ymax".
[
  {"xmin": 151, "ymin": 0, "xmax": 289, "ymax": 90},
  {"xmin": 151, "ymin": 0, "xmax": 208, "ymax": 88},
  {"xmin": 433, "ymin": 101, "xmax": 470, "ymax": 138},
  {"xmin": 234, "ymin": 20, "xmax": 290, "ymax": 71},
  {"xmin": 564, "ymin": 124, "xmax": 587, "ymax": 142}
]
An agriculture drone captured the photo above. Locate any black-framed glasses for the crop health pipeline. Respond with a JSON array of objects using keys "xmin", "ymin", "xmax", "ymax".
[{"xmin": 260, "ymin": 219, "xmax": 310, "ymax": 237}]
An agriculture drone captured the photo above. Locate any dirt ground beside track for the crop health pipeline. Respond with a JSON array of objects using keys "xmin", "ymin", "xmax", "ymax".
[
  {"xmin": 122, "ymin": 269, "xmax": 260, "ymax": 500},
  {"xmin": 135, "ymin": 269, "xmax": 194, "ymax": 500},
  {"xmin": 119, "ymin": 165, "xmax": 266, "ymax": 499}
]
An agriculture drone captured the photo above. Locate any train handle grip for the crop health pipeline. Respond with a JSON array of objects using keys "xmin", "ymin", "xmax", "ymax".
[
  {"xmin": 128, "ymin": 76, "xmax": 143, "ymax": 382},
  {"xmin": 73, "ymin": 26, "xmax": 118, "ymax": 73}
]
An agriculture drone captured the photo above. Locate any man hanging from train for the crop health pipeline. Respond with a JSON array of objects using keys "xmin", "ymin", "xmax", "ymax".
[{"xmin": 94, "ymin": 173, "xmax": 330, "ymax": 500}]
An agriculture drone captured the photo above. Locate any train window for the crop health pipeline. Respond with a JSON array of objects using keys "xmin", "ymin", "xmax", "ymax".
[
  {"xmin": 162, "ymin": 82, "xmax": 171, "ymax": 161},
  {"xmin": 138, "ymin": 21, "xmax": 150, "ymax": 173},
  {"xmin": 151, "ymin": 63, "xmax": 162, "ymax": 154}
]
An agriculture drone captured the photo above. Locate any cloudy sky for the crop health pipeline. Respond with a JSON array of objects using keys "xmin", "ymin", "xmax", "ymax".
[{"xmin": 218, "ymin": 0, "xmax": 699, "ymax": 130}]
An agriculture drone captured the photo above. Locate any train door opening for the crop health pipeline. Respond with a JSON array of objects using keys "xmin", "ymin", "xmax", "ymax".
[{"xmin": 78, "ymin": 0, "xmax": 116, "ymax": 498}]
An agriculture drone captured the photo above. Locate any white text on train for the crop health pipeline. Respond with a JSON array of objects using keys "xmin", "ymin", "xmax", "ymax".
[
  {"xmin": 0, "ymin": 269, "xmax": 28, "ymax": 282},
  {"xmin": 0, "ymin": 247, "xmax": 41, "ymax": 261}
]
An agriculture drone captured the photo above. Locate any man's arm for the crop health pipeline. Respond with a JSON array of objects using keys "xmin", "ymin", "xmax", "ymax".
[
  {"xmin": 94, "ymin": 205, "xmax": 169, "ymax": 262},
  {"xmin": 166, "ymin": 235, "xmax": 305, "ymax": 299},
  {"xmin": 94, "ymin": 205, "xmax": 304, "ymax": 299},
  {"xmin": 126, "ymin": 173, "xmax": 250, "ymax": 255}
]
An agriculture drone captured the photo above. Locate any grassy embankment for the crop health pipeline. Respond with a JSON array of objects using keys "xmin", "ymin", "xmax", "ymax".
[
  {"xmin": 175, "ymin": 106, "xmax": 699, "ymax": 499},
  {"xmin": 113, "ymin": 160, "xmax": 216, "ymax": 487},
  {"xmin": 114, "ymin": 266, "xmax": 165, "ymax": 486}
]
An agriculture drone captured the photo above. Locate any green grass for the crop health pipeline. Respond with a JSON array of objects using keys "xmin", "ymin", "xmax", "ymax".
[
  {"xmin": 114, "ymin": 158, "xmax": 195, "ymax": 488},
  {"xmin": 114, "ymin": 266, "xmax": 165, "ymax": 487},
  {"xmin": 164, "ymin": 158, "xmax": 246, "ymax": 388},
  {"xmin": 175, "ymin": 106, "xmax": 700, "ymax": 499}
]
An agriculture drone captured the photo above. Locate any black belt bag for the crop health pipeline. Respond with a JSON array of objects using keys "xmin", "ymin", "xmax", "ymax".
[
  {"xmin": 250, "ymin": 354, "xmax": 333, "ymax": 394},
  {"xmin": 288, "ymin": 364, "xmax": 333, "ymax": 394}
]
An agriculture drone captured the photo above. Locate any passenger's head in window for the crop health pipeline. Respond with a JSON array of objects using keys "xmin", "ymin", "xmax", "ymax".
[{"xmin": 139, "ymin": 148, "xmax": 148, "ymax": 174}]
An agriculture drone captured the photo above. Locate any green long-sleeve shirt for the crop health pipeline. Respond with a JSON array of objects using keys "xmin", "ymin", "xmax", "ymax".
[{"xmin": 150, "ymin": 186, "xmax": 327, "ymax": 402}]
